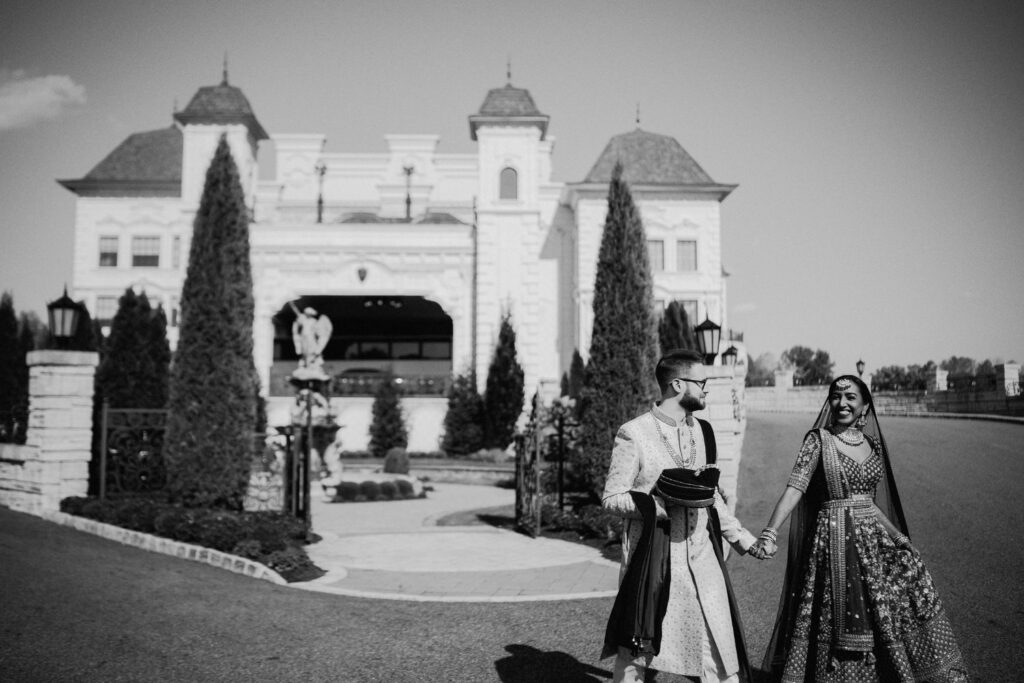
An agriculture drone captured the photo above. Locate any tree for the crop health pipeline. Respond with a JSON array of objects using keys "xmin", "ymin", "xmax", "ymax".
[
  {"xmin": 441, "ymin": 369, "xmax": 484, "ymax": 456},
  {"xmin": 95, "ymin": 288, "xmax": 170, "ymax": 409},
  {"xmin": 781, "ymin": 345, "xmax": 834, "ymax": 385},
  {"xmin": 745, "ymin": 352, "xmax": 777, "ymax": 387},
  {"xmin": 940, "ymin": 356, "xmax": 976, "ymax": 377},
  {"xmin": 164, "ymin": 135, "xmax": 259, "ymax": 509},
  {"xmin": 0, "ymin": 292, "xmax": 22, "ymax": 443},
  {"xmin": 368, "ymin": 373, "xmax": 408, "ymax": 458},
  {"xmin": 566, "ymin": 348, "xmax": 585, "ymax": 400},
  {"xmin": 482, "ymin": 312, "xmax": 525, "ymax": 450},
  {"xmin": 575, "ymin": 163, "xmax": 659, "ymax": 496},
  {"xmin": 658, "ymin": 300, "xmax": 695, "ymax": 354}
]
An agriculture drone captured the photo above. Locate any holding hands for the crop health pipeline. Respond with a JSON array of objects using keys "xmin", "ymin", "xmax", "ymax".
[{"xmin": 748, "ymin": 527, "xmax": 779, "ymax": 560}]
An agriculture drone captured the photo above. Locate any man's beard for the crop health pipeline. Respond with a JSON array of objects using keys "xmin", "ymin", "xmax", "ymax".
[{"xmin": 679, "ymin": 394, "xmax": 705, "ymax": 412}]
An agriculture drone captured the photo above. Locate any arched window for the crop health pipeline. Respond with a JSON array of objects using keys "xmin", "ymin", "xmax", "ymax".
[{"xmin": 499, "ymin": 167, "xmax": 518, "ymax": 200}]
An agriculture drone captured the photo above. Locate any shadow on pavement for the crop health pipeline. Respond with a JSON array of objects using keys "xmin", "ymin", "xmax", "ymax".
[{"xmin": 494, "ymin": 644, "xmax": 612, "ymax": 681}]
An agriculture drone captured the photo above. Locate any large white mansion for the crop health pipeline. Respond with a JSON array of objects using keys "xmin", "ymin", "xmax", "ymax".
[{"xmin": 60, "ymin": 73, "xmax": 736, "ymax": 450}]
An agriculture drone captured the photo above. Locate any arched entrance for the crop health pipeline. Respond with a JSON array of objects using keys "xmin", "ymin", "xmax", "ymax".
[{"xmin": 268, "ymin": 295, "xmax": 453, "ymax": 397}]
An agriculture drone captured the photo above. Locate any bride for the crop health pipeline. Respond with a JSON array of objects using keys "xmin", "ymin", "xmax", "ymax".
[{"xmin": 750, "ymin": 375, "xmax": 969, "ymax": 681}]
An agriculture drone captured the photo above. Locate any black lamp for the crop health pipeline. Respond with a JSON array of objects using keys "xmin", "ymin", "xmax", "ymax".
[
  {"xmin": 856, "ymin": 359, "xmax": 865, "ymax": 377},
  {"xmin": 694, "ymin": 317, "xmax": 722, "ymax": 365},
  {"xmin": 722, "ymin": 345, "xmax": 739, "ymax": 368},
  {"xmin": 47, "ymin": 286, "xmax": 80, "ymax": 347}
]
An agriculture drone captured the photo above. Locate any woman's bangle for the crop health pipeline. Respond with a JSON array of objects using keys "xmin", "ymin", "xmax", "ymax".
[
  {"xmin": 760, "ymin": 526, "xmax": 778, "ymax": 543},
  {"xmin": 893, "ymin": 533, "xmax": 910, "ymax": 548}
]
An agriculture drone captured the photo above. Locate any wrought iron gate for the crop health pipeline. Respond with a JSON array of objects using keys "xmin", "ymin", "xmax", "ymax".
[{"xmin": 99, "ymin": 403, "xmax": 167, "ymax": 499}]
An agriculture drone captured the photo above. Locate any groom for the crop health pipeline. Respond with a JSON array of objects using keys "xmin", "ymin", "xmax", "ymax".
[{"xmin": 602, "ymin": 349, "xmax": 756, "ymax": 683}]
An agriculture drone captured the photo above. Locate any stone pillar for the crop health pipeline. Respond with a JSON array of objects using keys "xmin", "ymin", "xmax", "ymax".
[
  {"xmin": 927, "ymin": 368, "xmax": 949, "ymax": 392},
  {"xmin": 995, "ymin": 363, "xmax": 1021, "ymax": 396},
  {"xmin": 774, "ymin": 369, "xmax": 794, "ymax": 391},
  {"xmin": 23, "ymin": 350, "xmax": 99, "ymax": 513},
  {"xmin": 698, "ymin": 364, "xmax": 746, "ymax": 513}
]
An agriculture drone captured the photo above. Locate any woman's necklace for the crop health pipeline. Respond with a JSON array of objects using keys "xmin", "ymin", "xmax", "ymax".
[
  {"xmin": 834, "ymin": 428, "xmax": 865, "ymax": 447},
  {"xmin": 652, "ymin": 412, "xmax": 696, "ymax": 468}
]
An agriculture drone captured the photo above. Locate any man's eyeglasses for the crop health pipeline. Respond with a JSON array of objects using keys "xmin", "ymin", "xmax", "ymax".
[{"xmin": 673, "ymin": 377, "xmax": 707, "ymax": 391}]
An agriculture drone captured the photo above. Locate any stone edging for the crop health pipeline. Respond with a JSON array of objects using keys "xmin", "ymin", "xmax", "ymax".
[{"xmin": 38, "ymin": 510, "xmax": 287, "ymax": 585}]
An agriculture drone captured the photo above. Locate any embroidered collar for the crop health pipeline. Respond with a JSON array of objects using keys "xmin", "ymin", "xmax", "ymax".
[{"xmin": 650, "ymin": 403, "xmax": 695, "ymax": 428}]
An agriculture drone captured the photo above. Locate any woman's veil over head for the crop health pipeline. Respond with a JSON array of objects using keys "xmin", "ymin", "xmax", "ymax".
[{"xmin": 763, "ymin": 374, "xmax": 909, "ymax": 676}]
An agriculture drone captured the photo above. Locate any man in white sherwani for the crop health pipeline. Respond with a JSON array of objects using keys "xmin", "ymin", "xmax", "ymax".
[{"xmin": 603, "ymin": 349, "xmax": 756, "ymax": 683}]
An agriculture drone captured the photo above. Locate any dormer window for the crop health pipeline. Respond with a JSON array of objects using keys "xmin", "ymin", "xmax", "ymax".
[{"xmin": 499, "ymin": 167, "xmax": 518, "ymax": 200}]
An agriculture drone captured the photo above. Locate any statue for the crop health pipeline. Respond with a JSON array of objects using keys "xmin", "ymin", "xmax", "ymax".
[{"xmin": 289, "ymin": 301, "xmax": 333, "ymax": 378}]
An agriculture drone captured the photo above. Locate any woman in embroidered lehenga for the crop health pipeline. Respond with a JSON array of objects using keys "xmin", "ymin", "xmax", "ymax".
[{"xmin": 749, "ymin": 375, "xmax": 969, "ymax": 682}]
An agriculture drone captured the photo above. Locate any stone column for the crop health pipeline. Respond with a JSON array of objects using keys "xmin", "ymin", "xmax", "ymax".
[
  {"xmin": 23, "ymin": 350, "xmax": 99, "ymax": 513},
  {"xmin": 699, "ymin": 365, "xmax": 746, "ymax": 513},
  {"xmin": 995, "ymin": 363, "xmax": 1021, "ymax": 396}
]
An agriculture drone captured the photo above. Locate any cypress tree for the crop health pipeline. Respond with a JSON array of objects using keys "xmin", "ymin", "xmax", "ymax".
[
  {"xmin": 96, "ymin": 289, "xmax": 169, "ymax": 409},
  {"xmin": 575, "ymin": 162, "xmax": 658, "ymax": 496},
  {"xmin": 658, "ymin": 299, "xmax": 695, "ymax": 354},
  {"xmin": 441, "ymin": 369, "xmax": 484, "ymax": 456},
  {"xmin": 567, "ymin": 348, "xmax": 585, "ymax": 400},
  {"xmin": 482, "ymin": 312, "xmax": 525, "ymax": 450},
  {"xmin": 0, "ymin": 292, "xmax": 20, "ymax": 443},
  {"xmin": 165, "ymin": 135, "xmax": 258, "ymax": 509},
  {"xmin": 368, "ymin": 373, "xmax": 408, "ymax": 458}
]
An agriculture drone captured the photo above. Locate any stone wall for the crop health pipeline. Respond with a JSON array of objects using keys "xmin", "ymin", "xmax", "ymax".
[
  {"xmin": 0, "ymin": 350, "xmax": 98, "ymax": 513},
  {"xmin": 694, "ymin": 365, "xmax": 746, "ymax": 512}
]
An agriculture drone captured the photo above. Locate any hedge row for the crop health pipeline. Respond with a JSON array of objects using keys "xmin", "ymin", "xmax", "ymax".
[
  {"xmin": 59, "ymin": 496, "xmax": 321, "ymax": 582},
  {"xmin": 330, "ymin": 479, "xmax": 421, "ymax": 503}
]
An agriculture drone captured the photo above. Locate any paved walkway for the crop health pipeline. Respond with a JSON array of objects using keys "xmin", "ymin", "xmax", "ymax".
[{"xmin": 298, "ymin": 482, "xmax": 621, "ymax": 602}]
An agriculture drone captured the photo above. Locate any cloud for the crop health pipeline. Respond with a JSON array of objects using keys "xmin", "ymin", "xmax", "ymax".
[{"xmin": 0, "ymin": 69, "xmax": 86, "ymax": 131}]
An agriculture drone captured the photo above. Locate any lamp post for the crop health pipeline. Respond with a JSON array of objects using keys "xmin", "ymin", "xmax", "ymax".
[
  {"xmin": 856, "ymin": 359, "xmax": 865, "ymax": 378},
  {"xmin": 694, "ymin": 317, "xmax": 722, "ymax": 365},
  {"xmin": 722, "ymin": 345, "xmax": 739, "ymax": 368},
  {"xmin": 47, "ymin": 286, "xmax": 80, "ymax": 349}
]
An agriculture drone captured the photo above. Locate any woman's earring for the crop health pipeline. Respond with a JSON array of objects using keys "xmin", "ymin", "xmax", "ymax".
[{"xmin": 855, "ymin": 410, "xmax": 868, "ymax": 429}]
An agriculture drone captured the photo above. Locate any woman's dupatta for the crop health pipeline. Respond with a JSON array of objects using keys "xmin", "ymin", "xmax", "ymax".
[{"xmin": 762, "ymin": 375, "xmax": 909, "ymax": 678}]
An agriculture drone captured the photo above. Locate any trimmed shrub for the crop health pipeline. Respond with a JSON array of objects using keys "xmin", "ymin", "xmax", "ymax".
[
  {"xmin": 482, "ymin": 312, "xmax": 525, "ymax": 450},
  {"xmin": 441, "ymin": 369, "xmax": 484, "ymax": 456},
  {"xmin": 359, "ymin": 481, "xmax": 381, "ymax": 501},
  {"xmin": 378, "ymin": 480, "xmax": 398, "ymax": 500},
  {"xmin": 231, "ymin": 539, "xmax": 263, "ymax": 560},
  {"xmin": 383, "ymin": 447, "xmax": 410, "ymax": 474},
  {"xmin": 395, "ymin": 479, "xmax": 414, "ymax": 498},
  {"xmin": 59, "ymin": 496, "xmax": 90, "ymax": 516},
  {"xmin": 337, "ymin": 481, "xmax": 360, "ymax": 501},
  {"xmin": 368, "ymin": 374, "xmax": 408, "ymax": 458}
]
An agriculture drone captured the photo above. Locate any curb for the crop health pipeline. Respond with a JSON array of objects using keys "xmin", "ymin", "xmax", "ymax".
[
  {"xmin": 39, "ymin": 510, "xmax": 287, "ymax": 585},
  {"xmin": 291, "ymin": 580, "xmax": 619, "ymax": 603},
  {"xmin": 748, "ymin": 409, "xmax": 1024, "ymax": 424}
]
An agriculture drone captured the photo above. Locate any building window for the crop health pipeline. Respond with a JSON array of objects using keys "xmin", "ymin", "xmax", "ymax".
[
  {"xmin": 499, "ymin": 167, "xmax": 518, "ymax": 200},
  {"xmin": 132, "ymin": 236, "xmax": 160, "ymax": 267},
  {"xmin": 95, "ymin": 296, "xmax": 118, "ymax": 324},
  {"xmin": 98, "ymin": 236, "xmax": 118, "ymax": 267},
  {"xmin": 647, "ymin": 240, "xmax": 665, "ymax": 272},
  {"xmin": 677, "ymin": 240, "xmax": 698, "ymax": 272},
  {"xmin": 172, "ymin": 236, "xmax": 181, "ymax": 269}
]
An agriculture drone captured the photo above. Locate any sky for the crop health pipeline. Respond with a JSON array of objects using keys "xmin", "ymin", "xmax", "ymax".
[{"xmin": 1, "ymin": 0, "xmax": 1022, "ymax": 376}]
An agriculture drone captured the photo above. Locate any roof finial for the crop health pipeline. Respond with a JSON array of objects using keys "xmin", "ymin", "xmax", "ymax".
[
  {"xmin": 172, "ymin": 97, "xmax": 178, "ymax": 114},
  {"xmin": 506, "ymin": 57, "xmax": 512, "ymax": 84},
  {"xmin": 636, "ymin": 102, "xmax": 642, "ymax": 129},
  {"xmin": 222, "ymin": 52, "xmax": 229, "ymax": 85}
]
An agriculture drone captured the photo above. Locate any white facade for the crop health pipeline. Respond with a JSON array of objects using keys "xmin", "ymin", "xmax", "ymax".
[{"xmin": 62, "ymin": 77, "xmax": 733, "ymax": 451}]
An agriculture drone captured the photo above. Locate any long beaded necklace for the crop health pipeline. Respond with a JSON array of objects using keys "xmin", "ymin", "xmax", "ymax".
[
  {"xmin": 652, "ymin": 411, "xmax": 696, "ymax": 468},
  {"xmin": 833, "ymin": 428, "xmax": 865, "ymax": 447}
]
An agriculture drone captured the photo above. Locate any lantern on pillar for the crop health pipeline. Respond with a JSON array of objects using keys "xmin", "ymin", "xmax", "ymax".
[
  {"xmin": 47, "ymin": 286, "xmax": 80, "ymax": 347},
  {"xmin": 722, "ymin": 345, "xmax": 739, "ymax": 368},
  {"xmin": 856, "ymin": 359, "xmax": 865, "ymax": 377},
  {"xmin": 694, "ymin": 317, "xmax": 722, "ymax": 365}
]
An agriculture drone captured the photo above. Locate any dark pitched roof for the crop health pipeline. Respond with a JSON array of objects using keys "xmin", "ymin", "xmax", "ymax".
[
  {"xmin": 173, "ymin": 81, "xmax": 268, "ymax": 140},
  {"xmin": 477, "ymin": 84, "xmax": 543, "ymax": 117},
  {"xmin": 469, "ymin": 83, "xmax": 549, "ymax": 140},
  {"xmin": 584, "ymin": 129, "xmax": 715, "ymax": 185},
  {"xmin": 58, "ymin": 126, "xmax": 182, "ymax": 196}
]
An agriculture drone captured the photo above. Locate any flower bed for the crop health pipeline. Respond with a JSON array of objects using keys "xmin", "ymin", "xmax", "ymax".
[{"xmin": 322, "ymin": 471, "xmax": 425, "ymax": 502}]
